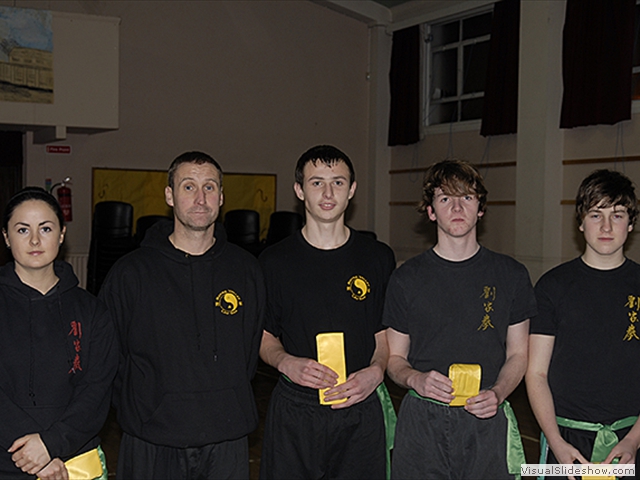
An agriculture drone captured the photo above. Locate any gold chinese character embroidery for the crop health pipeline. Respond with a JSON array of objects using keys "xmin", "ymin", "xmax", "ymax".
[
  {"xmin": 478, "ymin": 286, "xmax": 497, "ymax": 331},
  {"xmin": 478, "ymin": 314, "xmax": 494, "ymax": 331},
  {"xmin": 623, "ymin": 294, "xmax": 640, "ymax": 341},
  {"xmin": 623, "ymin": 324, "xmax": 640, "ymax": 341}
]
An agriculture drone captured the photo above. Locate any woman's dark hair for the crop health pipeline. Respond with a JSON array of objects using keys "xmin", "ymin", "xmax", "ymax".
[{"xmin": 3, "ymin": 187, "xmax": 65, "ymax": 232}]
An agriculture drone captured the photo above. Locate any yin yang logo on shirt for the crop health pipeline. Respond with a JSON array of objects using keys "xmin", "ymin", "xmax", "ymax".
[
  {"xmin": 215, "ymin": 289, "xmax": 243, "ymax": 315},
  {"xmin": 346, "ymin": 275, "xmax": 370, "ymax": 301}
]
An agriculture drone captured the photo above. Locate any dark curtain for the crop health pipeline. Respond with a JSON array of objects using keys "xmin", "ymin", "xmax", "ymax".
[
  {"xmin": 480, "ymin": 0, "xmax": 521, "ymax": 137},
  {"xmin": 388, "ymin": 25, "xmax": 420, "ymax": 146},
  {"xmin": 560, "ymin": 0, "xmax": 635, "ymax": 128}
]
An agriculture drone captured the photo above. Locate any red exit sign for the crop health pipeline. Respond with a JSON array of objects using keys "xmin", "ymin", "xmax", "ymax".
[{"xmin": 46, "ymin": 145, "xmax": 72, "ymax": 154}]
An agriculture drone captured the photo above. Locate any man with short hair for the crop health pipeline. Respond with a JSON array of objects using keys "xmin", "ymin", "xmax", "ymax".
[
  {"xmin": 259, "ymin": 145, "xmax": 396, "ymax": 479},
  {"xmin": 99, "ymin": 151, "xmax": 265, "ymax": 479},
  {"xmin": 527, "ymin": 169, "xmax": 640, "ymax": 478},
  {"xmin": 384, "ymin": 159, "xmax": 536, "ymax": 479}
]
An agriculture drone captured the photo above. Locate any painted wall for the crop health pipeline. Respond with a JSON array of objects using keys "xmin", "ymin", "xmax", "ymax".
[
  {"xmin": 562, "ymin": 123, "xmax": 640, "ymax": 265},
  {"xmin": 4, "ymin": 0, "xmax": 640, "ymax": 280},
  {"xmin": 390, "ymin": 129, "xmax": 518, "ymax": 263},
  {"xmin": 1, "ymin": 0, "xmax": 372, "ymax": 255},
  {"xmin": 388, "ymin": 0, "xmax": 640, "ymax": 283}
]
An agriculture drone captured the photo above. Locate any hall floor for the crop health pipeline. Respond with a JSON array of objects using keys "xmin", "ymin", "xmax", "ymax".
[{"xmin": 100, "ymin": 361, "xmax": 541, "ymax": 479}]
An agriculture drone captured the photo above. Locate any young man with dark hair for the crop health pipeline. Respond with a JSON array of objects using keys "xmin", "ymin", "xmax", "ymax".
[
  {"xmin": 259, "ymin": 145, "xmax": 396, "ymax": 479},
  {"xmin": 384, "ymin": 159, "xmax": 536, "ymax": 479},
  {"xmin": 527, "ymin": 169, "xmax": 640, "ymax": 477},
  {"xmin": 99, "ymin": 151, "xmax": 265, "ymax": 479}
]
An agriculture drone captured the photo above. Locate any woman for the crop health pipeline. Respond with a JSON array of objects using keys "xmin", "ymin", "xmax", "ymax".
[{"xmin": 0, "ymin": 187, "xmax": 117, "ymax": 480}]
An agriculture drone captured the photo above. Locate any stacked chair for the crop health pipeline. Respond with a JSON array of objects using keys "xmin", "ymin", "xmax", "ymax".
[
  {"xmin": 224, "ymin": 209, "xmax": 304, "ymax": 256},
  {"xmin": 223, "ymin": 209, "xmax": 262, "ymax": 256},
  {"xmin": 87, "ymin": 201, "xmax": 136, "ymax": 295},
  {"xmin": 134, "ymin": 214, "xmax": 172, "ymax": 246},
  {"xmin": 265, "ymin": 211, "xmax": 303, "ymax": 246}
]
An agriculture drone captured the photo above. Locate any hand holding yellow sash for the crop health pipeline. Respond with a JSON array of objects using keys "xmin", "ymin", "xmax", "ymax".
[
  {"xmin": 316, "ymin": 332, "xmax": 347, "ymax": 405},
  {"xmin": 37, "ymin": 448, "xmax": 104, "ymax": 480},
  {"xmin": 448, "ymin": 363, "xmax": 481, "ymax": 407}
]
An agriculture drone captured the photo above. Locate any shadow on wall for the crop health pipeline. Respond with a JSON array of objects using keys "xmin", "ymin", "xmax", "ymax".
[
  {"xmin": 413, "ymin": 214, "xmax": 437, "ymax": 247},
  {"xmin": 572, "ymin": 224, "xmax": 586, "ymax": 254}
]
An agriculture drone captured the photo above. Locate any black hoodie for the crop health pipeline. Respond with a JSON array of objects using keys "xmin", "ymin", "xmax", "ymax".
[
  {"xmin": 99, "ymin": 220, "xmax": 265, "ymax": 448},
  {"xmin": 0, "ymin": 261, "xmax": 117, "ymax": 478}
]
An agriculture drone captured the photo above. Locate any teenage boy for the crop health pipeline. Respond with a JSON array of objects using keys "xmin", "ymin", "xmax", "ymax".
[
  {"xmin": 384, "ymin": 159, "xmax": 536, "ymax": 479},
  {"xmin": 99, "ymin": 152, "xmax": 265, "ymax": 479},
  {"xmin": 258, "ymin": 145, "xmax": 396, "ymax": 479},
  {"xmin": 526, "ymin": 169, "xmax": 640, "ymax": 478}
]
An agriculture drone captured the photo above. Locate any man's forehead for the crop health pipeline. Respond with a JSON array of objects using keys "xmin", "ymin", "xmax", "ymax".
[
  {"xmin": 303, "ymin": 160, "xmax": 350, "ymax": 178},
  {"xmin": 175, "ymin": 162, "xmax": 221, "ymax": 183}
]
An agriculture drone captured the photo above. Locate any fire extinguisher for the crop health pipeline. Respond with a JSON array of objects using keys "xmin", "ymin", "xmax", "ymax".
[{"xmin": 51, "ymin": 177, "xmax": 73, "ymax": 222}]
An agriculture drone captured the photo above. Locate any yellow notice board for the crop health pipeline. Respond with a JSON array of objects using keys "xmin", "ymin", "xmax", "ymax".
[
  {"xmin": 220, "ymin": 173, "xmax": 277, "ymax": 239},
  {"xmin": 92, "ymin": 168, "xmax": 276, "ymax": 238}
]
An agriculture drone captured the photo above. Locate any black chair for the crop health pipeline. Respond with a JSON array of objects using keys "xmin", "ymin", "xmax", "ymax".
[
  {"xmin": 92, "ymin": 201, "xmax": 133, "ymax": 238},
  {"xmin": 134, "ymin": 215, "xmax": 172, "ymax": 246},
  {"xmin": 224, "ymin": 209, "xmax": 262, "ymax": 256},
  {"xmin": 266, "ymin": 211, "xmax": 303, "ymax": 246},
  {"xmin": 87, "ymin": 201, "xmax": 136, "ymax": 294}
]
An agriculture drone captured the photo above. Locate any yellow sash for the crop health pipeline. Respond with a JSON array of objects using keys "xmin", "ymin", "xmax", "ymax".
[
  {"xmin": 316, "ymin": 332, "xmax": 347, "ymax": 405},
  {"xmin": 37, "ymin": 448, "xmax": 103, "ymax": 480},
  {"xmin": 448, "ymin": 363, "xmax": 481, "ymax": 406}
]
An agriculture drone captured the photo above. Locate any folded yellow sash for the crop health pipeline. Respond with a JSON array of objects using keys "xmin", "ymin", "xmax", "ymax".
[
  {"xmin": 448, "ymin": 363, "xmax": 481, "ymax": 406},
  {"xmin": 582, "ymin": 463, "xmax": 615, "ymax": 480},
  {"xmin": 37, "ymin": 447, "xmax": 104, "ymax": 480},
  {"xmin": 316, "ymin": 332, "xmax": 347, "ymax": 405}
]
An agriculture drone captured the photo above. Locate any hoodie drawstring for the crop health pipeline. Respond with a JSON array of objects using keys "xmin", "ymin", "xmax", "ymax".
[
  {"xmin": 27, "ymin": 300, "xmax": 35, "ymax": 406},
  {"xmin": 57, "ymin": 288, "xmax": 74, "ymax": 370},
  {"xmin": 187, "ymin": 253, "xmax": 218, "ymax": 361}
]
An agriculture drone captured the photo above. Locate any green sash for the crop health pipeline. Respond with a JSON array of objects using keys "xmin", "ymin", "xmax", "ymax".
[
  {"xmin": 96, "ymin": 446, "xmax": 108, "ymax": 480},
  {"xmin": 537, "ymin": 415, "xmax": 637, "ymax": 480},
  {"xmin": 376, "ymin": 383, "xmax": 397, "ymax": 480},
  {"xmin": 408, "ymin": 389, "xmax": 525, "ymax": 479},
  {"xmin": 556, "ymin": 415, "xmax": 637, "ymax": 463}
]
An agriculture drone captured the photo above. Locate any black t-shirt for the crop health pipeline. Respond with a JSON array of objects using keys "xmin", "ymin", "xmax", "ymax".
[
  {"xmin": 383, "ymin": 247, "xmax": 536, "ymax": 389},
  {"xmin": 260, "ymin": 229, "xmax": 395, "ymax": 380},
  {"xmin": 531, "ymin": 257, "xmax": 640, "ymax": 423}
]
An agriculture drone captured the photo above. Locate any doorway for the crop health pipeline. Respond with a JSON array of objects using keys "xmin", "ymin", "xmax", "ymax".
[{"xmin": 0, "ymin": 131, "xmax": 24, "ymax": 266}]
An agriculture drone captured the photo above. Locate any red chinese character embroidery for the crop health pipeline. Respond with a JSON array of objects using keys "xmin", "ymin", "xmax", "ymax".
[
  {"xmin": 69, "ymin": 321, "xmax": 82, "ymax": 339},
  {"xmin": 68, "ymin": 321, "xmax": 83, "ymax": 373},
  {"xmin": 69, "ymin": 353, "xmax": 83, "ymax": 373}
]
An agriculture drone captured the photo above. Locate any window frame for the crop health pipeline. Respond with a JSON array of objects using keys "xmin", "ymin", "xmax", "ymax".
[
  {"xmin": 423, "ymin": 5, "xmax": 494, "ymax": 131},
  {"xmin": 632, "ymin": 0, "xmax": 640, "ymax": 111}
]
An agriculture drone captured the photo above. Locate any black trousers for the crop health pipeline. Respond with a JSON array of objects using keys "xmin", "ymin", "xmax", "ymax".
[
  {"xmin": 259, "ymin": 377, "xmax": 386, "ymax": 480},
  {"xmin": 116, "ymin": 432, "xmax": 249, "ymax": 480},
  {"xmin": 391, "ymin": 394, "xmax": 513, "ymax": 480}
]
